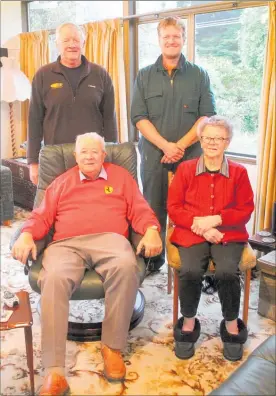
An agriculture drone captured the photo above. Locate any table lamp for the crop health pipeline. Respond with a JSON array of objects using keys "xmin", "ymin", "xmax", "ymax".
[{"xmin": 0, "ymin": 48, "xmax": 31, "ymax": 158}]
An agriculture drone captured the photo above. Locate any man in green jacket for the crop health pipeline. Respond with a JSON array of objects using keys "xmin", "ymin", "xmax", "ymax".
[{"xmin": 131, "ymin": 17, "xmax": 216, "ymax": 271}]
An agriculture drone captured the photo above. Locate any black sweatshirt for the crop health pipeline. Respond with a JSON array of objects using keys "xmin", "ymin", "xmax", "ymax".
[{"xmin": 27, "ymin": 55, "xmax": 118, "ymax": 164}]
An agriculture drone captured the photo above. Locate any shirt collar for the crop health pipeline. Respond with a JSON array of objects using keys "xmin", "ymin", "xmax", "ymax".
[
  {"xmin": 79, "ymin": 166, "xmax": 108, "ymax": 182},
  {"xmin": 155, "ymin": 53, "xmax": 186, "ymax": 71},
  {"xmin": 195, "ymin": 155, "xmax": 229, "ymax": 178}
]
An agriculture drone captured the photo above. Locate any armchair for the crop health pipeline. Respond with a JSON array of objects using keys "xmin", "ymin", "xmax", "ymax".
[{"xmin": 11, "ymin": 142, "xmax": 147, "ymax": 341}]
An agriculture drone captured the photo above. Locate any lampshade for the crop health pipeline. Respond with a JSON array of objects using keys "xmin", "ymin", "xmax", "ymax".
[{"xmin": 1, "ymin": 60, "xmax": 31, "ymax": 103}]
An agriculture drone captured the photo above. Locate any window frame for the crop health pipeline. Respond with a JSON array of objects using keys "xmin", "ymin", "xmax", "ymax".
[{"xmin": 25, "ymin": 0, "xmax": 268, "ymax": 161}]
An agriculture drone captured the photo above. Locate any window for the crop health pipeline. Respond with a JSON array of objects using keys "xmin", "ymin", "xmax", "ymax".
[
  {"xmin": 195, "ymin": 7, "xmax": 268, "ymax": 156},
  {"xmin": 28, "ymin": 1, "xmax": 123, "ymax": 31},
  {"xmin": 138, "ymin": 20, "xmax": 187, "ymax": 69},
  {"xmin": 136, "ymin": 1, "xmax": 220, "ymax": 14}
]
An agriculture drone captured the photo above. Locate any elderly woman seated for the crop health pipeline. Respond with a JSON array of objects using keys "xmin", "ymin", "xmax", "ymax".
[{"xmin": 167, "ymin": 115, "xmax": 254, "ymax": 362}]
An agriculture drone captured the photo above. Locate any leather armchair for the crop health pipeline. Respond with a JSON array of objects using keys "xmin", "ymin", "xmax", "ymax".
[
  {"xmin": 11, "ymin": 142, "xmax": 147, "ymax": 341},
  {"xmin": 210, "ymin": 334, "xmax": 276, "ymax": 395}
]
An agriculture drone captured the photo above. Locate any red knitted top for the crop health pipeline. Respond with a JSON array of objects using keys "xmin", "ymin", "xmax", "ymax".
[{"xmin": 22, "ymin": 163, "xmax": 160, "ymax": 241}]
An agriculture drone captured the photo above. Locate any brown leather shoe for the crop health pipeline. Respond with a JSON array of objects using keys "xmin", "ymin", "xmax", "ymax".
[
  {"xmin": 38, "ymin": 373, "xmax": 70, "ymax": 395},
  {"xmin": 101, "ymin": 344, "xmax": 126, "ymax": 382}
]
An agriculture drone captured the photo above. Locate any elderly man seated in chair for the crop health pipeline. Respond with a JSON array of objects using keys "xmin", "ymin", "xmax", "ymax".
[
  {"xmin": 167, "ymin": 116, "xmax": 254, "ymax": 362},
  {"xmin": 12, "ymin": 132, "xmax": 162, "ymax": 395}
]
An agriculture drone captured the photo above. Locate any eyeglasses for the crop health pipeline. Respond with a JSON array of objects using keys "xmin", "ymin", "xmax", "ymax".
[{"xmin": 201, "ymin": 136, "xmax": 229, "ymax": 144}]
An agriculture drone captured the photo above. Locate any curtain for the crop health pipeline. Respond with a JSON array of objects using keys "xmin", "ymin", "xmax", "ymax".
[
  {"xmin": 253, "ymin": 2, "xmax": 276, "ymax": 232},
  {"xmin": 83, "ymin": 19, "xmax": 128, "ymax": 142},
  {"xmin": 19, "ymin": 31, "xmax": 49, "ymax": 147}
]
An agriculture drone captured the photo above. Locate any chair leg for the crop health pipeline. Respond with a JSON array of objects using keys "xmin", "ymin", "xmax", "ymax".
[
  {"xmin": 173, "ymin": 270, "xmax": 179, "ymax": 325},
  {"xmin": 167, "ymin": 265, "xmax": 172, "ymax": 294},
  {"xmin": 242, "ymin": 268, "xmax": 251, "ymax": 326}
]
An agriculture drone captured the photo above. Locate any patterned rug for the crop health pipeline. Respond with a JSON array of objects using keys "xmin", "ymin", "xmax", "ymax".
[{"xmin": 1, "ymin": 207, "xmax": 275, "ymax": 396}]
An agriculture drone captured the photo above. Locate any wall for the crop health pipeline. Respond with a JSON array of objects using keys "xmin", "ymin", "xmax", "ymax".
[{"xmin": 1, "ymin": 1, "xmax": 23, "ymax": 159}]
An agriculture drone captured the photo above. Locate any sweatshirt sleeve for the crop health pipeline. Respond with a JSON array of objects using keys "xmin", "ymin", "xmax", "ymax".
[
  {"xmin": 220, "ymin": 167, "xmax": 254, "ymax": 227},
  {"xmin": 21, "ymin": 180, "xmax": 61, "ymax": 240},
  {"xmin": 27, "ymin": 69, "xmax": 45, "ymax": 164},
  {"xmin": 124, "ymin": 173, "xmax": 160, "ymax": 234},
  {"xmin": 101, "ymin": 70, "xmax": 118, "ymax": 142},
  {"xmin": 167, "ymin": 164, "xmax": 195, "ymax": 229}
]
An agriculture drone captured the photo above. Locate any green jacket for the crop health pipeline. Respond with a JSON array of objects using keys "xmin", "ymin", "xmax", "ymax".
[{"xmin": 131, "ymin": 54, "xmax": 216, "ymax": 164}]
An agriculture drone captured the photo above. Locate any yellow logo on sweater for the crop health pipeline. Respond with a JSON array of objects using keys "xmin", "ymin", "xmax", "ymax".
[
  {"xmin": 51, "ymin": 82, "xmax": 63, "ymax": 89},
  {"xmin": 105, "ymin": 186, "xmax": 113, "ymax": 194}
]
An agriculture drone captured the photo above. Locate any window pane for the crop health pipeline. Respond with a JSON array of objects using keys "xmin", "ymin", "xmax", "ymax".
[
  {"xmin": 28, "ymin": 1, "xmax": 123, "ymax": 31},
  {"xmin": 138, "ymin": 20, "xmax": 187, "ymax": 69},
  {"xmin": 195, "ymin": 7, "xmax": 268, "ymax": 156},
  {"xmin": 137, "ymin": 1, "xmax": 220, "ymax": 14}
]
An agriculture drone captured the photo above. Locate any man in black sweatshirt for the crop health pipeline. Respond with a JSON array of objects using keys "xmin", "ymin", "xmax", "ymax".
[{"xmin": 28, "ymin": 22, "xmax": 118, "ymax": 185}]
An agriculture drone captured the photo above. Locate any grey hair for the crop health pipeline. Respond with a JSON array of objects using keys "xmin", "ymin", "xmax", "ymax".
[
  {"xmin": 197, "ymin": 116, "xmax": 234, "ymax": 141},
  {"xmin": 75, "ymin": 133, "xmax": 106, "ymax": 151},
  {"xmin": 56, "ymin": 23, "xmax": 85, "ymax": 43}
]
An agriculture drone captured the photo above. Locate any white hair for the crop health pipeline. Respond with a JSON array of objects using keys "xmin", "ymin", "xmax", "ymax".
[
  {"xmin": 197, "ymin": 115, "xmax": 234, "ymax": 141},
  {"xmin": 75, "ymin": 133, "xmax": 106, "ymax": 152},
  {"xmin": 56, "ymin": 23, "xmax": 85, "ymax": 43}
]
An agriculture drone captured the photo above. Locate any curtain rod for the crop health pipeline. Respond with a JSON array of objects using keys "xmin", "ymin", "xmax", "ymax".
[{"xmin": 42, "ymin": 0, "xmax": 266, "ymax": 35}]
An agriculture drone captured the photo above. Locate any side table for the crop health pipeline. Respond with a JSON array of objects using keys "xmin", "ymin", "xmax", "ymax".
[
  {"xmin": 257, "ymin": 251, "xmax": 276, "ymax": 321},
  {"xmin": 0, "ymin": 291, "xmax": 35, "ymax": 394},
  {"xmin": 248, "ymin": 229, "xmax": 276, "ymax": 254}
]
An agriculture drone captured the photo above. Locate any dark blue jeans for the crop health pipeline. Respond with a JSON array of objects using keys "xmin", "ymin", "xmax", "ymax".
[{"xmin": 177, "ymin": 242, "xmax": 244, "ymax": 321}]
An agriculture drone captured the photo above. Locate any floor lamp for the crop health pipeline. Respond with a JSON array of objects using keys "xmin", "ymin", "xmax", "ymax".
[{"xmin": 0, "ymin": 53, "xmax": 31, "ymax": 158}]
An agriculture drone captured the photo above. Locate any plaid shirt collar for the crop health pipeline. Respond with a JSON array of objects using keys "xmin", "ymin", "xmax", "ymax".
[
  {"xmin": 195, "ymin": 155, "xmax": 229, "ymax": 178},
  {"xmin": 79, "ymin": 166, "xmax": 107, "ymax": 182}
]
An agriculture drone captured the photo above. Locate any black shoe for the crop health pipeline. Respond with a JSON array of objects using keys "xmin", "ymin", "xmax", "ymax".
[
  {"xmin": 174, "ymin": 317, "xmax": 201, "ymax": 359},
  {"xmin": 220, "ymin": 318, "xmax": 248, "ymax": 361}
]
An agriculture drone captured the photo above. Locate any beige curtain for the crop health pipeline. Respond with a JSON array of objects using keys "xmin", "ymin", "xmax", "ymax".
[
  {"xmin": 19, "ymin": 31, "xmax": 49, "ymax": 146},
  {"xmin": 83, "ymin": 19, "xmax": 128, "ymax": 142},
  {"xmin": 253, "ymin": 2, "xmax": 276, "ymax": 232}
]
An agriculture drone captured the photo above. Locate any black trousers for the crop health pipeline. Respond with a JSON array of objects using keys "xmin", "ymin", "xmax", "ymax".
[
  {"xmin": 139, "ymin": 139, "xmax": 202, "ymax": 270},
  {"xmin": 177, "ymin": 242, "xmax": 244, "ymax": 321}
]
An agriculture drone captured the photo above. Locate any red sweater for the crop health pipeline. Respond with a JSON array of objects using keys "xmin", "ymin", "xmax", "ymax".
[
  {"xmin": 22, "ymin": 163, "xmax": 160, "ymax": 241},
  {"xmin": 167, "ymin": 158, "xmax": 254, "ymax": 247}
]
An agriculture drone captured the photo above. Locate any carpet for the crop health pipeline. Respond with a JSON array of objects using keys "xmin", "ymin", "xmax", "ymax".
[{"xmin": 1, "ymin": 207, "xmax": 275, "ymax": 395}]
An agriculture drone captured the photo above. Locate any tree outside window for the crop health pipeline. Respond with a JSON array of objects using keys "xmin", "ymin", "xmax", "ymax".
[{"xmin": 195, "ymin": 7, "xmax": 268, "ymax": 156}]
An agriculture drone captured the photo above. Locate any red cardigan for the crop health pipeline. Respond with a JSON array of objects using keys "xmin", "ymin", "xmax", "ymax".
[
  {"xmin": 167, "ymin": 158, "xmax": 254, "ymax": 247},
  {"xmin": 22, "ymin": 163, "xmax": 160, "ymax": 241}
]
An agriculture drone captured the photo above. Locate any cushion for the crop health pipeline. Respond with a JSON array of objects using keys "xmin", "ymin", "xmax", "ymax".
[{"xmin": 166, "ymin": 226, "xmax": 256, "ymax": 272}]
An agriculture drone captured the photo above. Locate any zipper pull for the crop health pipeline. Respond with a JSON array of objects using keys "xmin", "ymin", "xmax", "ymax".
[{"xmin": 170, "ymin": 79, "xmax": 173, "ymax": 86}]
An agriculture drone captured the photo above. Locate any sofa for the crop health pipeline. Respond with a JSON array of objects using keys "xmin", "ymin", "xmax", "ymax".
[{"xmin": 210, "ymin": 334, "xmax": 276, "ymax": 395}]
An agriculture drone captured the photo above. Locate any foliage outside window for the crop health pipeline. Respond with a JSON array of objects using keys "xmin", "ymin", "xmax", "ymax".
[
  {"xmin": 136, "ymin": 0, "xmax": 220, "ymax": 14},
  {"xmin": 28, "ymin": 1, "xmax": 123, "ymax": 31},
  {"xmin": 195, "ymin": 7, "xmax": 268, "ymax": 156}
]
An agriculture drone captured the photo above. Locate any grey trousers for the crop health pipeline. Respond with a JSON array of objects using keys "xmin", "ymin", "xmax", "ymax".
[{"xmin": 37, "ymin": 233, "xmax": 140, "ymax": 368}]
